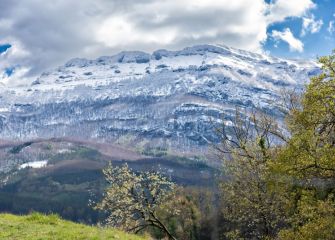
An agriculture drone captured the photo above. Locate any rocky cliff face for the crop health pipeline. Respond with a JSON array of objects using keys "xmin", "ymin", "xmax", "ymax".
[{"xmin": 0, "ymin": 44, "xmax": 319, "ymax": 154}]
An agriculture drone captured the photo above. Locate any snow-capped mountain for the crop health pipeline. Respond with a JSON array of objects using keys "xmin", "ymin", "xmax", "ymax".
[{"xmin": 0, "ymin": 44, "xmax": 319, "ymax": 154}]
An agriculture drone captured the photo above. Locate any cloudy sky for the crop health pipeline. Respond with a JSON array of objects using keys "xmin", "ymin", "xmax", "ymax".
[{"xmin": 0, "ymin": 0, "xmax": 334, "ymax": 85}]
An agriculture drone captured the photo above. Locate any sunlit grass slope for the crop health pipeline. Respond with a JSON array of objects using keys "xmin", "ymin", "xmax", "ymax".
[{"xmin": 0, "ymin": 213, "xmax": 147, "ymax": 240}]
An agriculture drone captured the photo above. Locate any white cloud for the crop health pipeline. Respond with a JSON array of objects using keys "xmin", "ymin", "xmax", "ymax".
[
  {"xmin": 328, "ymin": 21, "xmax": 335, "ymax": 34},
  {"xmin": 0, "ymin": 37, "xmax": 33, "ymax": 86},
  {"xmin": 301, "ymin": 14, "xmax": 323, "ymax": 36},
  {"xmin": 0, "ymin": 66, "xmax": 31, "ymax": 87},
  {"xmin": 94, "ymin": 0, "xmax": 269, "ymax": 53},
  {"xmin": 0, "ymin": 0, "xmax": 316, "ymax": 83},
  {"xmin": 96, "ymin": 15, "xmax": 179, "ymax": 48},
  {"xmin": 272, "ymin": 28, "xmax": 304, "ymax": 52},
  {"xmin": 266, "ymin": 0, "xmax": 315, "ymax": 23}
]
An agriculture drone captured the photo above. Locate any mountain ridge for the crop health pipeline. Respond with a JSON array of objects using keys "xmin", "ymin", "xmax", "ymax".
[{"xmin": 0, "ymin": 44, "xmax": 319, "ymax": 155}]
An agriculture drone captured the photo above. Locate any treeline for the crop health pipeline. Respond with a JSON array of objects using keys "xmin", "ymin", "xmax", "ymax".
[{"xmin": 95, "ymin": 51, "xmax": 335, "ymax": 240}]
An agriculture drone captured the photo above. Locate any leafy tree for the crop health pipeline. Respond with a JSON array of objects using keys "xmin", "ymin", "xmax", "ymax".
[
  {"xmin": 278, "ymin": 50, "xmax": 335, "ymax": 179},
  {"xmin": 155, "ymin": 188, "xmax": 201, "ymax": 240},
  {"xmin": 274, "ymin": 51, "xmax": 335, "ymax": 239},
  {"xmin": 217, "ymin": 109, "xmax": 289, "ymax": 239},
  {"xmin": 278, "ymin": 193, "xmax": 335, "ymax": 239},
  {"xmin": 95, "ymin": 163, "xmax": 178, "ymax": 240}
]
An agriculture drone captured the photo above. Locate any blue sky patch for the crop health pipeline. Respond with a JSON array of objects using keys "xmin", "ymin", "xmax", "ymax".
[
  {"xmin": 5, "ymin": 67, "xmax": 15, "ymax": 77},
  {"xmin": 0, "ymin": 44, "xmax": 11, "ymax": 54},
  {"xmin": 264, "ymin": 0, "xmax": 335, "ymax": 59}
]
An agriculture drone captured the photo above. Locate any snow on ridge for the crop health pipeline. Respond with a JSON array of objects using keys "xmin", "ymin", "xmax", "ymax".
[
  {"xmin": 0, "ymin": 44, "xmax": 320, "ymax": 152},
  {"xmin": 58, "ymin": 44, "xmax": 317, "ymax": 70},
  {"xmin": 19, "ymin": 160, "xmax": 48, "ymax": 169},
  {"xmin": 1, "ymin": 43, "xmax": 318, "ymax": 104}
]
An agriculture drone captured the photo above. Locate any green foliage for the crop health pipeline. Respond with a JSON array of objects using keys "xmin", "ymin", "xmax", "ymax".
[
  {"xmin": 278, "ymin": 51, "xmax": 335, "ymax": 180},
  {"xmin": 273, "ymin": 50, "xmax": 335, "ymax": 239},
  {"xmin": 278, "ymin": 194, "xmax": 335, "ymax": 240},
  {"xmin": 218, "ymin": 109, "xmax": 289, "ymax": 239},
  {"xmin": 155, "ymin": 188, "xmax": 202, "ymax": 240},
  {"xmin": 0, "ymin": 213, "xmax": 147, "ymax": 240}
]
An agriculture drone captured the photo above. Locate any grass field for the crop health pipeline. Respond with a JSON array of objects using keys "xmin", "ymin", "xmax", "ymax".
[{"xmin": 0, "ymin": 213, "xmax": 147, "ymax": 240}]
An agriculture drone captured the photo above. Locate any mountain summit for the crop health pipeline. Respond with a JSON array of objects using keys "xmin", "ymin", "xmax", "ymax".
[{"xmin": 0, "ymin": 44, "xmax": 318, "ymax": 154}]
